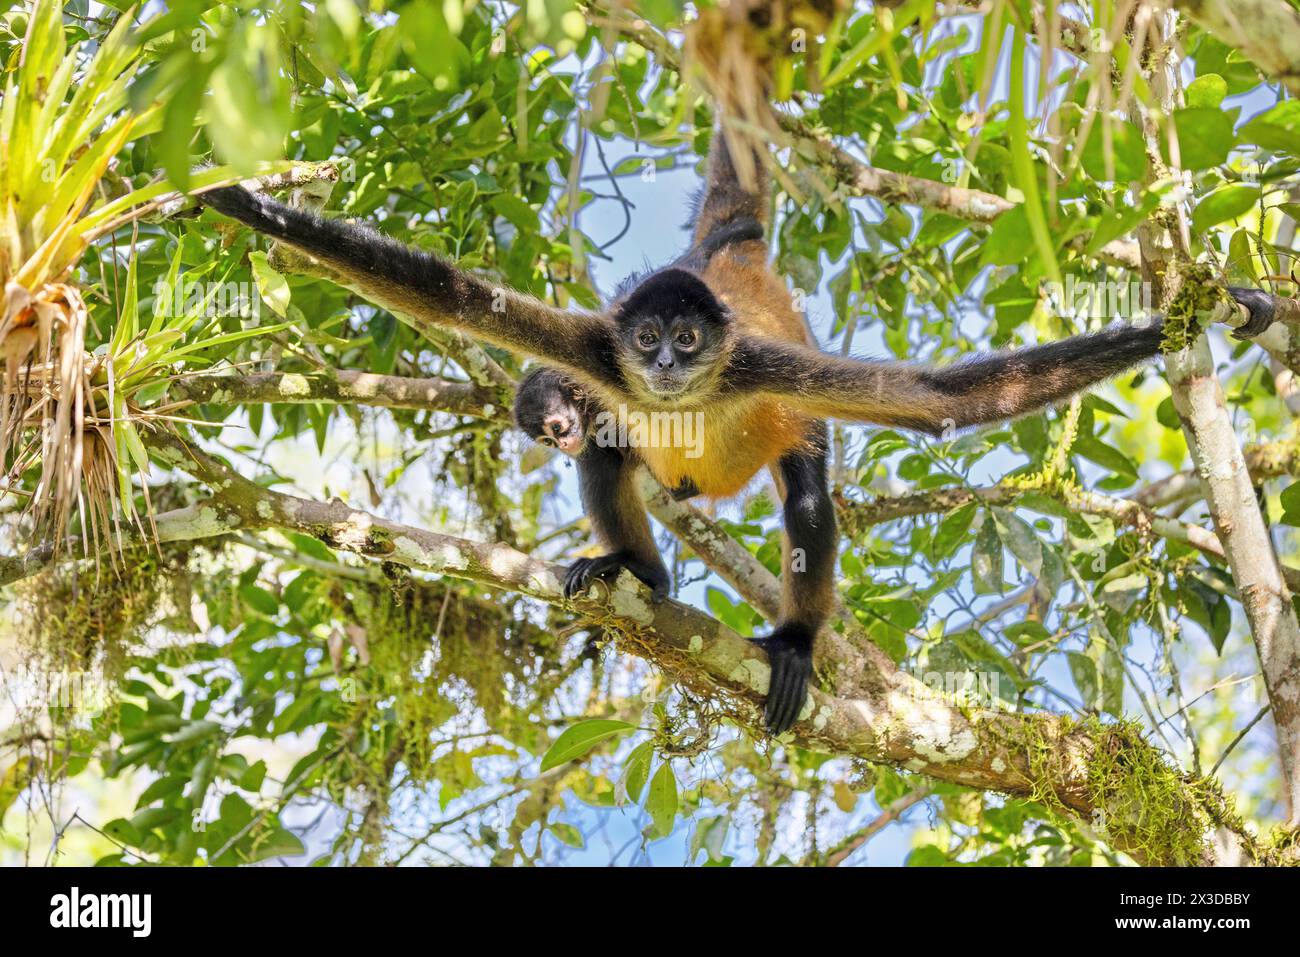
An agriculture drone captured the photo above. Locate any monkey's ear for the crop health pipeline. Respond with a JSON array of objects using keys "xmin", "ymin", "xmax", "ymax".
[{"xmin": 615, "ymin": 269, "xmax": 729, "ymax": 327}]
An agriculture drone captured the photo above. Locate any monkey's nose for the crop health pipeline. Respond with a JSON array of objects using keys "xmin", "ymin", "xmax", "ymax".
[{"xmin": 656, "ymin": 356, "xmax": 675, "ymax": 370}]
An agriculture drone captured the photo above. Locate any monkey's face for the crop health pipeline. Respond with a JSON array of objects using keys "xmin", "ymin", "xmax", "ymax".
[
  {"xmin": 614, "ymin": 270, "xmax": 730, "ymax": 402},
  {"xmin": 624, "ymin": 314, "xmax": 722, "ymax": 398},
  {"xmin": 514, "ymin": 369, "xmax": 589, "ymax": 456}
]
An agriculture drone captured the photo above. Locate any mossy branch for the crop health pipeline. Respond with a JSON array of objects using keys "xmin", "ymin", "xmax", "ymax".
[
  {"xmin": 173, "ymin": 370, "xmax": 511, "ymax": 423},
  {"xmin": 22, "ymin": 431, "xmax": 1266, "ymax": 865}
]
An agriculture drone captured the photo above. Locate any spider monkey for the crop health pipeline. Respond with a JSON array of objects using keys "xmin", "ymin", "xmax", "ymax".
[{"xmin": 199, "ymin": 131, "xmax": 1276, "ymax": 736}]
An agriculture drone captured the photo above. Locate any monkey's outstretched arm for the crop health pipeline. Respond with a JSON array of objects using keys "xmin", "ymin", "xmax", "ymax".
[
  {"xmin": 729, "ymin": 321, "xmax": 1168, "ymax": 434},
  {"xmin": 736, "ymin": 285, "xmax": 1279, "ymax": 432},
  {"xmin": 200, "ymin": 186, "xmax": 620, "ymax": 387}
]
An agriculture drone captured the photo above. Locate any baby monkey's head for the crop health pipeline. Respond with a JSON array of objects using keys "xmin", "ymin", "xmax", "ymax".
[
  {"xmin": 513, "ymin": 368, "xmax": 592, "ymax": 457},
  {"xmin": 613, "ymin": 269, "xmax": 730, "ymax": 402}
]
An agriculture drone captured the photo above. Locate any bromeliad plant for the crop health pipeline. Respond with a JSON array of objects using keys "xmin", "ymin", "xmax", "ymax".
[
  {"xmin": 0, "ymin": 1, "xmax": 289, "ymax": 561},
  {"xmin": 0, "ymin": 1, "xmax": 154, "ymax": 555}
]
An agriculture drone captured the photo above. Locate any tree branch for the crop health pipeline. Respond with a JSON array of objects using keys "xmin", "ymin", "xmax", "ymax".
[
  {"xmin": 174, "ymin": 370, "xmax": 511, "ymax": 423},
  {"xmin": 837, "ymin": 478, "xmax": 1300, "ymax": 591},
  {"xmin": 1136, "ymin": 13, "xmax": 1300, "ymax": 825}
]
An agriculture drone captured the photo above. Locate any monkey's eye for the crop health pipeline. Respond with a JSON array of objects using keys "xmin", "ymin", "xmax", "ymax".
[
  {"xmin": 637, "ymin": 331, "xmax": 658, "ymax": 349},
  {"xmin": 676, "ymin": 330, "xmax": 698, "ymax": 348},
  {"xmin": 538, "ymin": 436, "xmax": 556, "ymax": 447}
]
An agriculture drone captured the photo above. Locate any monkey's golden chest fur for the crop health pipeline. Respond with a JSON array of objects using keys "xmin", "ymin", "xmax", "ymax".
[
  {"xmin": 629, "ymin": 242, "xmax": 816, "ymax": 499},
  {"xmin": 637, "ymin": 396, "xmax": 808, "ymax": 499}
]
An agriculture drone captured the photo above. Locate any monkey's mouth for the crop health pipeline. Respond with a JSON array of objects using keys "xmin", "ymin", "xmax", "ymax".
[
  {"xmin": 554, "ymin": 429, "xmax": 584, "ymax": 454},
  {"xmin": 643, "ymin": 372, "xmax": 693, "ymax": 397}
]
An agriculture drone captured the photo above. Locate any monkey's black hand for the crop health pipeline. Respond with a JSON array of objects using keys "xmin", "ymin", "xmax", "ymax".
[
  {"xmin": 564, "ymin": 552, "xmax": 670, "ymax": 602},
  {"xmin": 1227, "ymin": 287, "xmax": 1277, "ymax": 340},
  {"xmin": 751, "ymin": 623, "xmax": 814, "ymax": 736},
  {"xmin": 668, "ymin": 478, "xmax": 701, "ymax": 502}
]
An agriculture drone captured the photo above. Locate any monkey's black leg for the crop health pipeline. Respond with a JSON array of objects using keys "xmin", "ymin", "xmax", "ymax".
[
  {"xmin": 564, "ymin": 446, "xmax": 670, "ymax": 602},
  {"xmin": 757, "ymin": 422, "xmax": 837, "ymax": 736}
]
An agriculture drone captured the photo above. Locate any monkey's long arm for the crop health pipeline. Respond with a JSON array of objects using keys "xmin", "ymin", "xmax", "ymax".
[
  {"xmin": 730, "ymin": 321, "xmax": 1168, "ymax": 434},
  {"xmin": 200, "ymin": 185, "xmax": 620, "ymax": 387}
]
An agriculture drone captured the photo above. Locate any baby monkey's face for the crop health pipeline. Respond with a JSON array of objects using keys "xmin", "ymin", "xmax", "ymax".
[{"xmin": 514, "ymin": 369, "xmax": 590, "ymax": 457}]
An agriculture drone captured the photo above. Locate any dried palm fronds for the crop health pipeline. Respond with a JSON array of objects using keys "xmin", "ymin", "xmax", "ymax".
[{"xmin": 683, "ymin": 0, "xmax": 847, "ymax": 187}]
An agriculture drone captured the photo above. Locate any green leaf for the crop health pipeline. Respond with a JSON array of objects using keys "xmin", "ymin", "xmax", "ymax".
[
  {"xmin": 1191, "ymin": 185, "xmax": 1260, "ymax": 234},
  {"xmin": 206, "ymin": 20, "xmax": 291, "ymax": 175},
  {"xmin": 239, "ymin": 583, "xmax": 280, "ymax": 617},
  {"xmin": 549, "ymin": 823, "xmax": 585, "ymax": 849},
  {"xmin": 1280, "ymin": 481, "xmax": 1300, "ymax": 525},
  {"xmin": 618, "ymin": 741, "xmax": 654, "ymax": 805},
  {"xmin": 1171, "ymin": 108, "xmax": 1234, "ymax": 171},
  {"xmin": 158, "ymin": 67, "xmax": 205, "ymax": 191},
  {"xmin": 1080, "ymin": 119, "xmax": 1147, "ymax": 183},
  {"xmin": 898, "ymin": 453, "xmax": 930, "ymax": 481},
  {"xmin": 167, "ymin": 720, "xmax": 222, "ymax": 746},
  {"xmin": 246, "ymin": 827, "xmax": 306, "ymax": 863},
  {"xmin": 1074, "ymin": 434, "xmax": 1138, "ymax": 481},
  {"xmin": 645, "ymin": 763, "xmax": 678, "ymax": 837},
  {"xmin": 1067, "ymin": 651, "xmax": 1099, "ymax": 709},
  {"xmin": 491, "ymin": 193, "xmax": 540, "ymax": 232},
  {"xmin": 249, "ymin": 251, "xmax": 291, "ymax": 317},
  {"xmin": 1185, "ymin": 74, "xmax": 1227, "ymax": 109},
  {"xmin": 971, "ymin": 515, "xmax": 1004, "ymax": 595},
  {"xmin": 539, "ymin": 719, "xmax": 635, "ymax": 771},
  {"xmin": 1239, "ymin": 101, "xmax": 1300, "ymax": 154},
  {"xmin": 907, "ymin": 845, "xmax": 950, "ymax": 867},
  {"xmin": 932, "ymin": 502, "xmax": 977, "ymax": 560},
  {"xmin": 690, "ymin": 815, "xmax": 729, "ymax": 864},
  {"xmin": 980, "ymin": 205, "xmax": 1035, "ymax": 267}
]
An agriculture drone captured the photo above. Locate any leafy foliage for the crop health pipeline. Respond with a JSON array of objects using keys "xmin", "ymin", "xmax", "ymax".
[{"xmin": 1, "ymin": 0, "xmax": 1298, "ymax": 866}]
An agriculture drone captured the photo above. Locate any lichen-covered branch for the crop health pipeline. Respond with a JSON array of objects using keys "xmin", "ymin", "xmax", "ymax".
[
  {"xmin": 1131, "ymin": 438, "xmax": 1300, "ymax": 509},
  {"xmin": 1136, "ymin": 18, "xmax": 1300, "ymax": 825},
  {"xmin": 837, "ymin": 477, "xmax": 1300, "ymax": 590},
  {"xmin": 639, "ymin": 471, "xmax": 784, "ymax": 621}
]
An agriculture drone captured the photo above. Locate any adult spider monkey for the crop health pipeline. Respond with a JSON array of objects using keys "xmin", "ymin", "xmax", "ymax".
[{"xmin": 199, "ymin": 132, "xmax": 1275, "ymax": 736}]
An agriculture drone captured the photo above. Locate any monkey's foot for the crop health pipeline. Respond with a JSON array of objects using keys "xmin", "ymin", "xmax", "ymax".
[
  {"xmin": 1227, "ymin": 287, "xmax": 1277, "ymax": 339},
  {"xmin": 563, "ymin": 553, "xmax": 670, "ymax": 602},
  {"xmin": 751, "ymin": 624, "xmax": 814, "ymax": 736}
]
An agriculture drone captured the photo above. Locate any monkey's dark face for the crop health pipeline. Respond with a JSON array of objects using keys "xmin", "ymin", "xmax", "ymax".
[
  {"xmin": 514, "ymin": 369, "xmax": 590, "ymax": 457},
  {"xmin": 624, "ymin": 313, "xmax": 721, "ymax": 397},
  {"xmin": 614, "ymin": 269, "xmax": 729, "ymax": 401}
]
